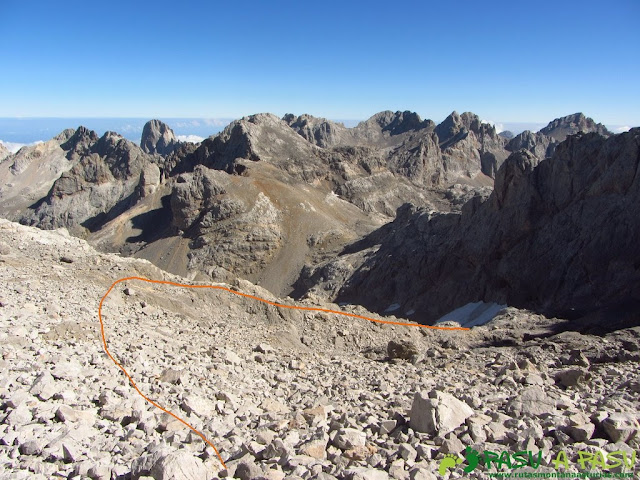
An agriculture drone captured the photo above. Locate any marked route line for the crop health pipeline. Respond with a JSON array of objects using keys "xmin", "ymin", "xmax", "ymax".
[{"xmin": 98, "ymin": 276, "xmax": 470, "ymax": 470}]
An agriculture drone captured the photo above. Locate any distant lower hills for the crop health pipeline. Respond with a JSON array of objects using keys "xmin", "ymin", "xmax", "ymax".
[{"xmin": 0, "ymin": 110, "xmax": 636, "ymax": 329}]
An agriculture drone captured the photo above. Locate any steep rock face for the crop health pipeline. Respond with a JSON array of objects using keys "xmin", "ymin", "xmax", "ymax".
[
  {"xmin": 0, "ymin": 132, "xmax": 78, "ymax": 219},
  {"xmin": 171, "ymin": 167, "xmax": 283, "ymax": 278},
  {"xmin": 437, "ymin": 111, "xmax": 509, "ymax": 178},
  {"xmin": 172, "ymin": 114, "xmax": 319, "ymax": 177},
  {"xmin": 3, "ymin": 111, "xmax": 622, "ymax": 304},
  {"xmin": 299, "ymin": 129, "xmax": 640, "ymax": 324},
  {"xmin": 505, "ymin": 114, "xmax": 612, "ymax": 162},
  {"xmin": 283, "ymin": 114, "xmax": 350, "ymax": 148},
  {"xmin": 163, "ymin": 162, "xmax": 375, "ymax": 294},
  {"xmin": 288, "ymin": 110, "xmax": 505, "ymax": 184},
  {"xmin": 171, "ymin": 111, "xmax": 506, "ymax": 211},
  {"xmin": 540, "ymin": 113, "xmax": 612, "ymax": 142},
  {"xmin": 434, "ymin": 110, "xmax": 465, "ymax": 145},
  {"xmin": 363, "ymin": 110, "xmax": 433, "ymax": 136},
  {"xmin": 172, "ymin": 112, "xmax": 453, "ymax": 217},
  {"xmin": 140, "ymin": 119, "xmax": 178, "ymax": 155},
  {"xmin": 506, "ymin": 130, "xmax": 557, "ymax": 160},
  {"xmin": 169, "ymin": 165, "xmax": 283, "ymax": 280},
  {"xmin": 170, "ymin": 166, "xmax": 232, "ymax": 232},
  {"xmin": 20, "ymin": 129, "xmax": 159, "ymax": 231}
]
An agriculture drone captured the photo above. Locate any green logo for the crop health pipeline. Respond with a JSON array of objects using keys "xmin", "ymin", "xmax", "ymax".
[
  {"xmin": 436, "ymin": 447, "xmax": 637, "ymax": 478},
  {"xmin": 438, "ymin": 447, "xmax": 483, "ymax": 475}
]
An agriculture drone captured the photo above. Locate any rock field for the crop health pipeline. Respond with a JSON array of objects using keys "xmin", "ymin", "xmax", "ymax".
[{"xmin": 0, "ymin": 219, "xmax": 638, "ymax": 479}]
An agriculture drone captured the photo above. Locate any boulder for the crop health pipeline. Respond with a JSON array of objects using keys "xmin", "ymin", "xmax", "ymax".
[
  {"xmin": 602, "ymin": 413, "xmax": 639, "ymax": 443},
  {"xmin": 409, "ymin": 390, "xmax": 473, "ymax": 435}
]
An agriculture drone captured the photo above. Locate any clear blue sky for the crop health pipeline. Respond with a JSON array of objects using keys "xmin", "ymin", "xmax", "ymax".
[{"xmin": 0, "ymin": 0, "xmax": 638, "ymax": 125}]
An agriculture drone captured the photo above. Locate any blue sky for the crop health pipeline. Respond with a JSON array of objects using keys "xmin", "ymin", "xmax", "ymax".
[{"xmin": 0, "ymin": 0, "xmax": 638, "ymax": 126}]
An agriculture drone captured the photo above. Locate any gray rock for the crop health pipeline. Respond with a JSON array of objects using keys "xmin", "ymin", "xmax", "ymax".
[
  {"xmin": 131, "ymin": 448, "xmax": 172, "ymax": 479},
  {"xmin": 379, "ymin": 419, "xmax": 397, "ymax": 435},
  {"xmin": 234, "ymin": 457, "xmax": 263, "ymax": 480},
  {"xmin": 346, "ymin": 468, "xmax": 390, "ymax": 480},
  {"xmin": 306, "ymin": 128, "xmax": 640, "ymax": 327},
  {"xmin": 0, "ymin": 241, "xmax": 11, "ymax": 255},
  {"xmin": 18, "ymin": 440, "xmax": 43, "ymax": 455},
  {"xmin": 509, "ymin": 386, "xmax": 555, "ymax": 416},
  {"xmin": 141, "ymin": 119, "xmax": 178, "ymax": 156},
  {"xmin": 565, "ymin": 422, "xmax": 595, "ymax": 442},
  {"xmin": 439, "ymin": 437, "xmax": 464, "ymax": 454},
  {"xmin": 150, "ymin": 451, "xmax": 209, "ymax": 480},
  {"xmin": 29, "ymin": 372, "xmax": 56, "ymax": 400},
  {"xmin": 387, "ymin": 340, "xmax": 419, "ymax": 360},
  {"xmin": 62, "ymin": 441, "xmax": 83, "ymax": 463},
  {"xmin": 409, "ymin": 390, "xmax": 473, "ymax": 435},
  {"xmin": 87, "ymin": 463, "xmax": 111, "ymax": 480},
  {"xmin": 408, "ymin": 467, "xmax": 438, "ymax": 480},
  {"xmin": 4, "ymin": 403, "xmax": 33, "ymax": 425},
  {"xmin": 506, "ymin": 130, "xmax": 557, "ymax": 160},
  {"xmin": 539, "ymin": 112, "xmax": 612, "ymax": 142},
  {"xmin": 181, "ymin": 395, "xmax": 214, "ymax": 417},
  {"xmin": 333, "ymin": 428, "xmax": 367, "ymax": 450},
  {"xmin": 159, "ymin": 368, "xmax": 183, "ymax": 384},
  {"xmin": 556, "ymin": 368, "xmax": 590, "ymax": 388},
  {"xmin": 55, "ymin": 405, "xmax": 96, "ymax": 424},
  {"xmin": 399, "ymin": 443, "xmax": 417, "ymax": 462},
  {"xmin": 602, "ymin": 413, "xmax": 640, "ymax": 443}
]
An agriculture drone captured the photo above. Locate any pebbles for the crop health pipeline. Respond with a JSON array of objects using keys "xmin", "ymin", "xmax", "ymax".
[{"xmin": 0, "ymin": 219, "xmax": 639, "ymax": 479}]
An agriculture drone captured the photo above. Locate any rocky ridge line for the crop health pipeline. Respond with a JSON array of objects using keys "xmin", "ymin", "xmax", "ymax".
[{"xmin": 297, "ymin": 128, "xmax": 640, "ymax": 326}]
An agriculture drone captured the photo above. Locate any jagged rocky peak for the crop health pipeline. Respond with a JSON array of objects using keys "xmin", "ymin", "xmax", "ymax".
[
  {"xmin": 460, "ymin": 112, "xmax": 482, "ymax": 132},
  {"xmin": 364, "ymin": 110, "xmax": 432, "ymax": 135},
  {"xmin": 283, "ymin": 113, "xmax": 343, "ymax": 131},
  {"xmin": 434, "ymin": 111, "xmax": 500, "ymax": 145},
  {"xmin": 94, "ymin": 130, "xmax": 139, "ymax": 159},
  {"xmin": 283, "ymin": 113, "xmax": 347, "ymax": 148},
  {"xmin": 506, "ymin": 129, "xmax": 557, "ymax": 160},
  {"xmin": 461, "ymin": 112, "xmax": 501, "ymax": 138},
  {"xmin": 53, "ymin": 128, "xmax": 77, "ymax": 144},
  {"xmin": 61, "ymin": 126, "xmax": 99, "ymax": 146},
  {"xmin": 59, "ymin": 126, "xmax": 100, "ymax": 156},
  {"xmin": 306, "ymin": 128, "xmax": 640, "ymax": 325},
  {"xmin": 434, "ymin": 111, "xmax": 464, "ymax": 144},
  {"xmin": 141, "ymin": 119, "xmax": 178, "ymax": 155},
  {"xmin": 244, "ymin": 112, "xmax": 282, "ymax": 126},
  {"xmin": 539, "ymin": 112, "xmax": 612, "ymax": 142}
]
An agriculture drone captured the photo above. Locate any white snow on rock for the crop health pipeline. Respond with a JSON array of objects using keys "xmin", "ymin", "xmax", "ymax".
[{"xmin": 435, "ymin": 301, "xmax": 506, "ymax": 328}]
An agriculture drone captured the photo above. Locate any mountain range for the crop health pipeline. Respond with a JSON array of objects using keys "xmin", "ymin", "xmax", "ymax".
[{"xmin": 1, "ymin": 110, "xmax": 636, "ymax": 329}]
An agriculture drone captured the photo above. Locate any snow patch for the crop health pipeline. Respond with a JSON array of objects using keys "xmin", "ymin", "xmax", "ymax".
[
  {"xmin": 384, "ymin": 303, "xmax": 401, "ymax": 313},
  {"xmin": 435, "ymin": 302, "xmax": 506, "ymax": 328}
]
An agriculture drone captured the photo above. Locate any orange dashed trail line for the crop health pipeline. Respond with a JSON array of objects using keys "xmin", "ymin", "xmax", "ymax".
[{"xmin": 97, "ymin": 276, "xmax": 470, "ymax": 470}]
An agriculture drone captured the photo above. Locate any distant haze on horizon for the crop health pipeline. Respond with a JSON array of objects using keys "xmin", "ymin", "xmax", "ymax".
[
  {"xmin": 0, "ymin": 114, "xmax": 634, "ymax": 153},
  {"xmin": 0, "ymin": 0, "xmax": 638, "ymax": 127}
]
